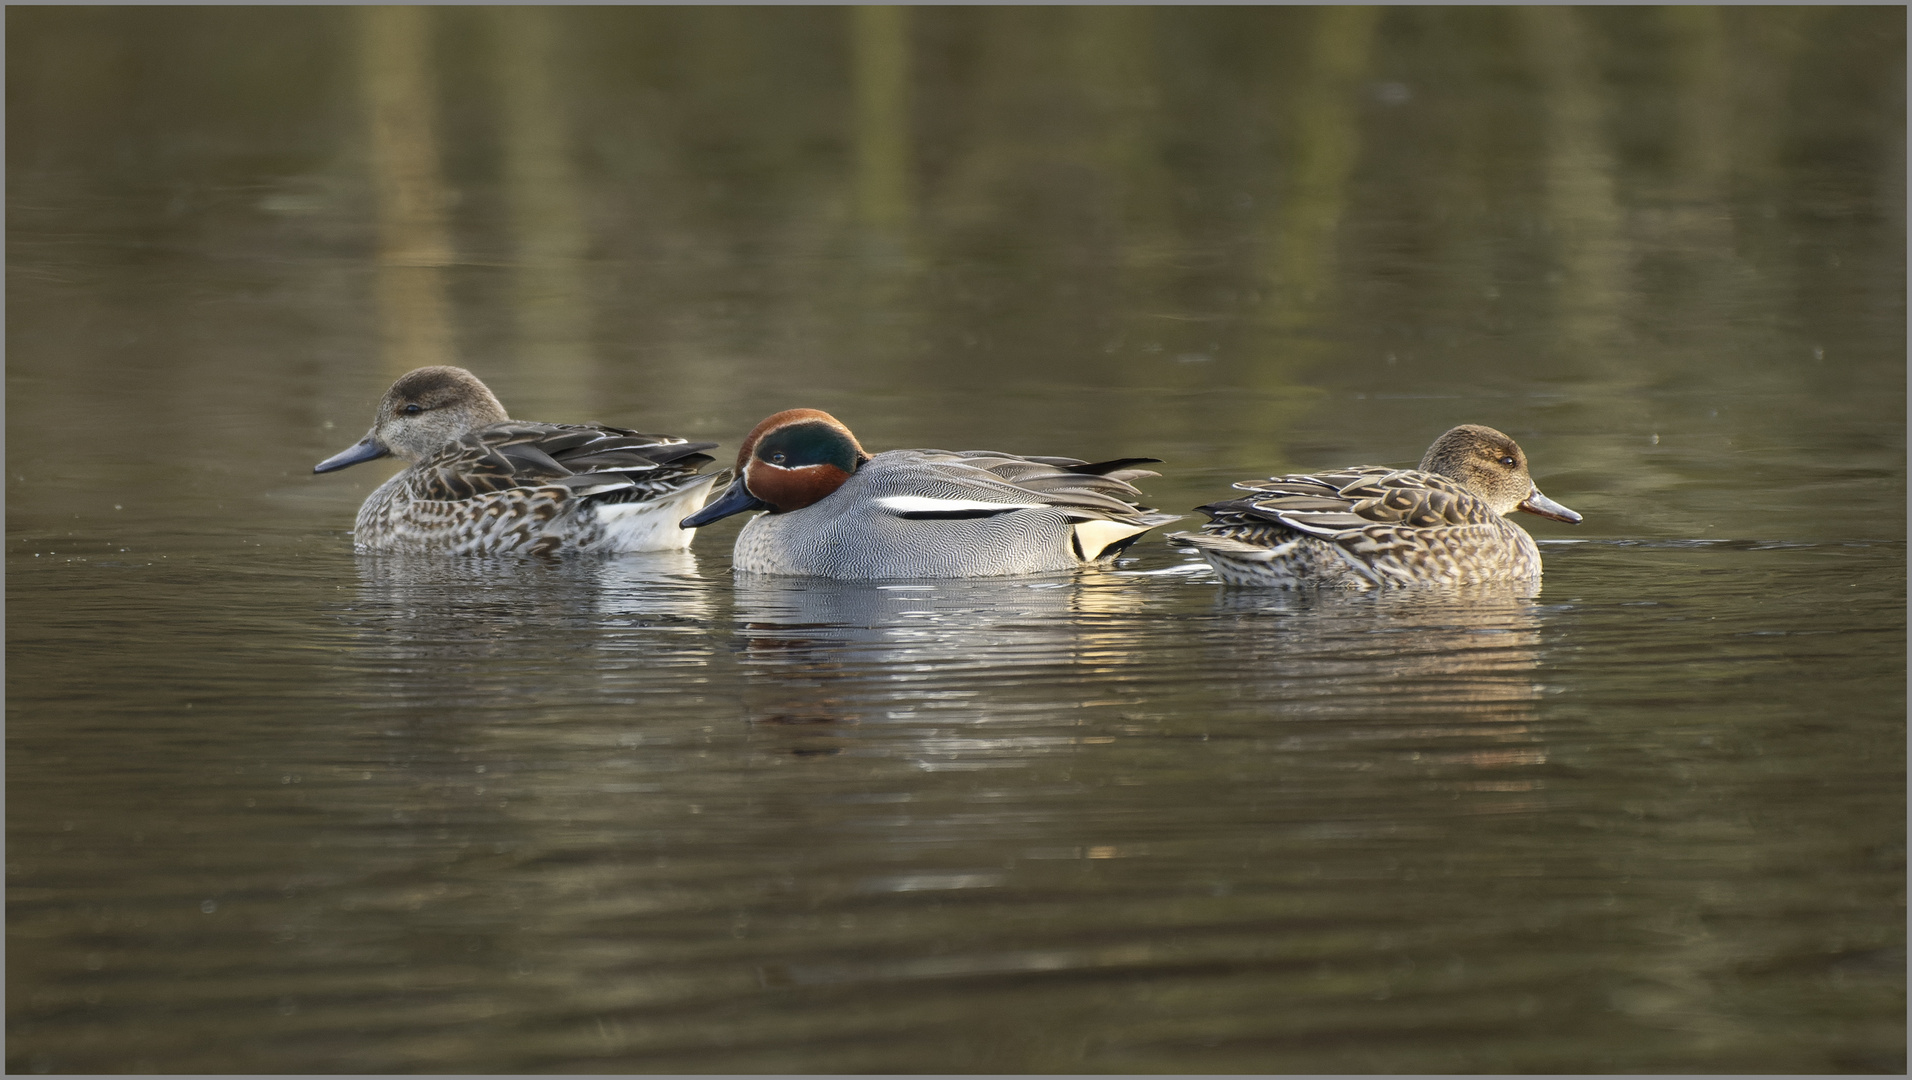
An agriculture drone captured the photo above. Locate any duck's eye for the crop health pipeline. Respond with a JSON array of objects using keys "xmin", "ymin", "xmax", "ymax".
[
  {"xmin": 401, "ymin": 404, "xmax": 424, "ymax": 416},
  {"xmin": 769, "ymin": 452, "xmax": 786, "ymax": 464},
  {"xmin": 1498, "ymin": 455, "xmax": 1517, "ymax": 467}
]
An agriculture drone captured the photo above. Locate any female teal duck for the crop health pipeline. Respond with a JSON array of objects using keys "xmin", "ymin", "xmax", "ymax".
[
  {"xmin": 1173, "ymin": 424, "xmax": 1581, "ymax": 587},
  {"xmin": 314, "ymin": 366, "xmax": 721, "ymax": 556},
  {"xmin": 681, "ymin": 408, "xmax": 1181, "ymax": 578}
]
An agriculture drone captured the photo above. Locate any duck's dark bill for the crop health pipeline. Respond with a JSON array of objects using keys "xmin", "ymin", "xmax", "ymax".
[
  {"xmin": 314, "ymin": 436, "xmax": 391, "ymax": 474},
  {"xmin": 680, "ymin": 476, "xmax": 770, "ymax": 528},
  {"xmin": 1518, "ymin": 488, "xmax": 1582, "ymax": 524}
]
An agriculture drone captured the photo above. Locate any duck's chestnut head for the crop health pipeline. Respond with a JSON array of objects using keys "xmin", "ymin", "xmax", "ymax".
[{"xmin": 680, "ymin": 408, "xmax": 870, "ymax": 528}]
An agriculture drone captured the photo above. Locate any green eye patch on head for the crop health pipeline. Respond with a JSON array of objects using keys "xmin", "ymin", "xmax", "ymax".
[{"xmin": 754, "ymin": 419, "xmax": 865, "ymax": 473}]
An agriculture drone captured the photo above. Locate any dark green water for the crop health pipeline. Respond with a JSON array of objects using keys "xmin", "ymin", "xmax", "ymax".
[{"xmin": 8, "ymin": 7, "xmax": 1904, "ymax": 1073}]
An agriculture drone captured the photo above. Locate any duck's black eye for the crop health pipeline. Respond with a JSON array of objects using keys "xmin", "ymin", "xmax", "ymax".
[
  {"xmin": 1499, "ymin": 455, "xmax": 1517, "ymax": 467},
  {"xmin": 770, "ymin": 452, "xmax": 786, "ymax": 464},
  {"xmin": 401, "ymin": 404, "xmax": 424, "ymax": 416}
]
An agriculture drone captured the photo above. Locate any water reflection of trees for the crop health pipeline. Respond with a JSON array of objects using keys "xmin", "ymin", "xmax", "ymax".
[
  {"xmin": 6, "ymin": 6, "xmax": 1902, "ymax": 530},
  {"xmin": 295, "ymin": 10, "xmax": 1902, "ymax": 431},
  {"xmin": 6, "ymin": 9, "xmax": 1906, "ymax": 1070},
  {"xmin": 357, "ymin": 6, "xmax": 455, "ymax": 377}
]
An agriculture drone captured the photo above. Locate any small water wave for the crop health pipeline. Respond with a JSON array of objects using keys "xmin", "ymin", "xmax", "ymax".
[{"xmin": 1539, "ymin": 537, "xmax": 1903, "ymax": 550}]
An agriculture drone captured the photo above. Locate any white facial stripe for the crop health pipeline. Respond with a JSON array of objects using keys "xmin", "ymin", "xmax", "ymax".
[{"xmin": 874, "ymin": 496, "xmax": 1044, "ymax": 515}]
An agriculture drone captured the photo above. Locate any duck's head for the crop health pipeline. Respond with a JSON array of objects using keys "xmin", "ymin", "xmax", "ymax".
[
  {"xmin": 1419, "ymin": 424, "xmax": 1581, "ymax": 523},
  {"xmin": 680, "ymin": 408, "xmax": 870, "ymax": 528},
  {"xmin": 314, "ymin": 366, "xmax": 509, "ymax": 473}
]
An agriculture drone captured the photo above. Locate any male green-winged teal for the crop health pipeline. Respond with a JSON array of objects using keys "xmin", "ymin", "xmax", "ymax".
[
  {"xmin": 1172, "ymin": 424, "xmax": 1581, "ymax": 587},
  {"xmin": 314, "ymin": 366, "xmax": 721, "ymax": 556},
  {"xmin": 680, "ymin": 408, "xmax": 1181, "ymax": 578}
]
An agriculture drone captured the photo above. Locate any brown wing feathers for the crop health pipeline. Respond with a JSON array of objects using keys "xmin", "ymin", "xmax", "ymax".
[
  {"xmin": 1198, "ymin": 467, "xmax": 1495, "ymax": 539},
  {"xmin": 411, "ymin": 423, "xmax": 717, "ymax": 505}
]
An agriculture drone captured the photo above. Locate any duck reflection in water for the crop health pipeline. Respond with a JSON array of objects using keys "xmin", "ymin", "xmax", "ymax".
[
  {"xmin": 328, "ymin": 551, "xmax": 722, "ymax": 831},
  {"xmin": 340, "ymin": 549, "xmax": 715, "ymax": 677},
  {"xmin": 1199, "ymin": 583, "xmax": 1554, "ymax": 811},
  {"xmin": 729, "ymin": 574, "xmax": 1151, "ymax": 754}
]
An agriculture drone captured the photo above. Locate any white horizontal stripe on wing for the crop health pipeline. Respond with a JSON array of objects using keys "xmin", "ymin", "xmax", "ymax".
[{"xmin": 874, "ymin": 495, "xmax": 1044, "ymax": 515}]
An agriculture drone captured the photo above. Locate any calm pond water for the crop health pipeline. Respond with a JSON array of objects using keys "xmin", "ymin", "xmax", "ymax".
[{"xmin": 8, "ymin": 7, "xmax": 1904, "ymax": 1073}]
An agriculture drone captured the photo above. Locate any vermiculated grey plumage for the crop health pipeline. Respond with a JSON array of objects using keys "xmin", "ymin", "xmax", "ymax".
[{"xmin": 733, "ymin": 449, "xmax": 1180, "ymax": 578}]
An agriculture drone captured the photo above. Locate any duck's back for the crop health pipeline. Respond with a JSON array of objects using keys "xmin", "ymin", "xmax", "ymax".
[
  {"xmin": 355, "ymin": 422, "xmax": 719, "ymax": 555},
  {"xmin": 1181, "ymin": 466, "xmax": 1541, "ymax": 586},
  {"xmin": 734, "ymin": 448, "xmax": 1173, "ymax": 578}
]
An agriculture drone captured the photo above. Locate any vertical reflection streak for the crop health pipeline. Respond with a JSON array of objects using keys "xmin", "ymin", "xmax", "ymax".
[
  {"xmin": 358, "ymin": 6, "xmax": 455, "ymax": 376},
  {"xmin": 1663, "ymin": 6, "xmax": 1732, "ymax": 200},
  {"xmin": 1067, "ymin": 6, "xmax": 1168, "ymax": 272},
  {"xmin": 1262, "ymin": 4, "xmax": 1379, "ymax": 330},
  {"xmin": 1244, "ymin": 6, "xmax": 1378, "ymax": 466},
  {"xmin": 491, "ymin": 7, "xmax": 595, "ymax": 417},
  {"xmin": 1724, "ymin": 7, "xmax": 1810, "ymax": 194},
  {"xmin": 847, "ymin": 5, "xmax": 919, "ymax": 393},
  {"xmin": 852, "ymin": 6, "xmax": 912, "ymax": 237},
  {"xmin": 1519, "ymin": 6, "xmax": 1628, "ymax": 355}
]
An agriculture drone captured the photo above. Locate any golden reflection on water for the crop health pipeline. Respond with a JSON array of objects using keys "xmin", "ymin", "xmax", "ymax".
[
  {"xmin": 851, "ymin": 6, "xmax": 911, "ymax": 237},
  {"xmin": 6, "ymin": 6, "xmax": 1904, "ymax": 1073},
  {"xmin": 1262, "ymin": 5, "xmax": 1377, "ymax": 324},
  {"xmin": 1519, "ymin": 7, "xmax": 1626, "ymax": 355},
  {"xmin": 357, "ymin": 6, "xmax": 456, "ymax": 376},
  {"xmin": 488, "ymin": 7, "xmax": 597, "ymax": 418}
]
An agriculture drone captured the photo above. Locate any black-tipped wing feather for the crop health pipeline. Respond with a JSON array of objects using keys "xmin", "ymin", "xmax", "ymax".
[
  {"xmin": 1199, "ymin": 467, "xmax": 1498, "ymax": 537},
  {"xmin": 409, "ymin": 422, "xmax": 717, "ymax": 504}
]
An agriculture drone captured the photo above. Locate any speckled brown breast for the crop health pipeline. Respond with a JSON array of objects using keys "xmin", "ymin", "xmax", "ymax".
[{"xmin": 349, "ymin": 421, "xmax": 720, "ymax": 556}]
